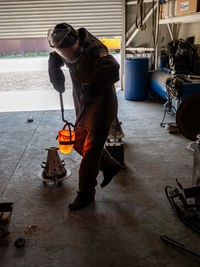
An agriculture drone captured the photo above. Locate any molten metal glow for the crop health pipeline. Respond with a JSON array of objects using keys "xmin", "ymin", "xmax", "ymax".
[{"xmin": 58, "ymin": 129, "xmax": 75, "ymax": 154}]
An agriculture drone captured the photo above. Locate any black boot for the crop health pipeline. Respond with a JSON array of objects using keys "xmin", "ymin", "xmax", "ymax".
[
  {"xmin": 101, "ymin": 162, "xmax": 121, "ymax": 188},
  {"xmin": 68, "ymin": 192, "xmax": 95, "ymax": 211}
]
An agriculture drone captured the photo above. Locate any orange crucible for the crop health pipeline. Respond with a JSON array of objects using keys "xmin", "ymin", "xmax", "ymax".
[{"xmin": 58, "ymin": 125, "xmax": 75, "ymax": 154}]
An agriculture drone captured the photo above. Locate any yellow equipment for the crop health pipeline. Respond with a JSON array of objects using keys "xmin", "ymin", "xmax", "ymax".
[{"xmin": 98, "ymin": 36, "xmax": 120, "ymax": 52}]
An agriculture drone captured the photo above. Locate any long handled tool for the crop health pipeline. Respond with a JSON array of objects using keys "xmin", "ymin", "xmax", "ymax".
[
  {"xmin": 160, "ymin": 235, "xmax": 200, "ymax": 258},
  {"xmin": 59, "ymin": 92, "xmax": 85, "ymax": 128}
]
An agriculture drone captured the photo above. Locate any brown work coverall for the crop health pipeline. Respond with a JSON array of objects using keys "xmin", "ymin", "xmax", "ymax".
[{"xmin": 49, "ymin": 28, "xmax": 120, "ymax": 194}]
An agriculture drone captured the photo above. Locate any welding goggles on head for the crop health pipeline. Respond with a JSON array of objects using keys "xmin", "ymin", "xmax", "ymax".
[{"xmin": 47, "ymin": 23, "xmax": 78, "ymax": 49}]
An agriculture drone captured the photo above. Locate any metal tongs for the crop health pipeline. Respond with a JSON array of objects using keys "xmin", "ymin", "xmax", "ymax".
[
  {"xmin": 59, "ymin": 93, "xmax": 85, "ymax": 129},
  {"xmin": 160, "ymin": 235, "xmax": 200, "ymax": 258}
]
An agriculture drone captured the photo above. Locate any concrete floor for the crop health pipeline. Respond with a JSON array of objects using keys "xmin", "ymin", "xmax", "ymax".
[{"xmin": 0, "ymin": 91, "xmax": 200, "ymax": 267}]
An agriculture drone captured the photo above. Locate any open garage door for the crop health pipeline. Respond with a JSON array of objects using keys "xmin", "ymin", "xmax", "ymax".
[{"xmin": 0, "ymin": 0, "xmax": 122, "ymax": 40}]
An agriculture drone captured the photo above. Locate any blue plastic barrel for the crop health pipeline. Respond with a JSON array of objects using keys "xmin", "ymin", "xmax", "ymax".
[{"xmin": 124, "ymin": 58, "xmax": 149, "ymax": 100}]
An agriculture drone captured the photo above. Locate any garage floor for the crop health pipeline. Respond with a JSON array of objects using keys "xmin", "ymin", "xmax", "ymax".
[{"xmin": 0, "ymin": 91, "xmax": 199, "ymax": 267}]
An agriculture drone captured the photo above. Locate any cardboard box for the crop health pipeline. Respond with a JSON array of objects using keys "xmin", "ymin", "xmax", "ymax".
[
  {"xmin": 160, "ymin": 2, "xmax": 168, "ymax": 19},
  {"xmin": 176, "ymin": 0, "xmax": 200, "ymax": 16},
  {"xmin": 160, "ymin": 1, "xmax": 176, "ymax": 19}
]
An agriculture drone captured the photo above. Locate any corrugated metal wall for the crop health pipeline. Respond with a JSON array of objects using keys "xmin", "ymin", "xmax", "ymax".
[{"xmin": 0, "ymin": 0, "xmax": 122, "ymax": 40}]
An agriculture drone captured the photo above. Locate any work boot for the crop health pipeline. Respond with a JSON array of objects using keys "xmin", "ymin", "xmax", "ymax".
[
  {"xmin": 101, "ymin": 161, "xmax": 121, "ymax": 188},
  {"xmin": 68, "ymin": 192, "xmax": 95, "ymax": 211}
]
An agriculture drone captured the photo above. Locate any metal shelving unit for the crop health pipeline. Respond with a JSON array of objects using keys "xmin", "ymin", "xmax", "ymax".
[
  {"xmin": 123, "ymin": 0, "xmax": 159, "ymax": 79},
  {"xmin": 157, "ymin": 10, "xmax": 200, "ymax": 67},
  {"xmin": 159, "ymin": 12, "xmax": 200, "ymax": 24},
  {"xmin": 122, "ymin": 1, "xmax": 200, "ymax": 84}
]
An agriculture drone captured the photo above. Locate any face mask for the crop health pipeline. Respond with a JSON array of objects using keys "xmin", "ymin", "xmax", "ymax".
[
  {"xmin": 54, "ymin": 41, "xmax": 84, "ymax": 64},
  {"xmin": 47, "ymin": 28, "xmax": 77, "ymax": 48}
]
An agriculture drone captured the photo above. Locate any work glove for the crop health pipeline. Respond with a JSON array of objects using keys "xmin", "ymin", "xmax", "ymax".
[
  {"xmin": 80, "ymin": 83, "xmax": 96, "ymax": 107},
  {"xmin": 48, "ymin": 52, "xmax": 65, "ymax": 93},
  {"xmin": 52, "ymin": 70, "xmax": 65, "ymax": 93}
]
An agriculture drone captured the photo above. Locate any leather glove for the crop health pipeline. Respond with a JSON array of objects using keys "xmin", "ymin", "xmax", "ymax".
[
  {"xmin": 52, "ymin": 70, "xmax": 65, "ymax": 93},
  {"xmin": 48, "ymin": 52, "xmax": 65, "ymax": 93},
  {"xmin": 80, "ymin": 83, "xmax": 96, "ymax": 107}
]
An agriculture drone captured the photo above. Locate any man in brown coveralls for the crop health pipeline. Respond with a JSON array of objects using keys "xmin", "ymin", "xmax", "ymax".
[{"xmin": 48, "ymin": 23, "xmax": 122, "ymax": 210}]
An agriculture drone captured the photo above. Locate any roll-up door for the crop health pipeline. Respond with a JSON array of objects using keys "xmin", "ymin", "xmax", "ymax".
[{"xmin": 0, "ymin": 0, "xmax": 122, "ymax": 40}]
